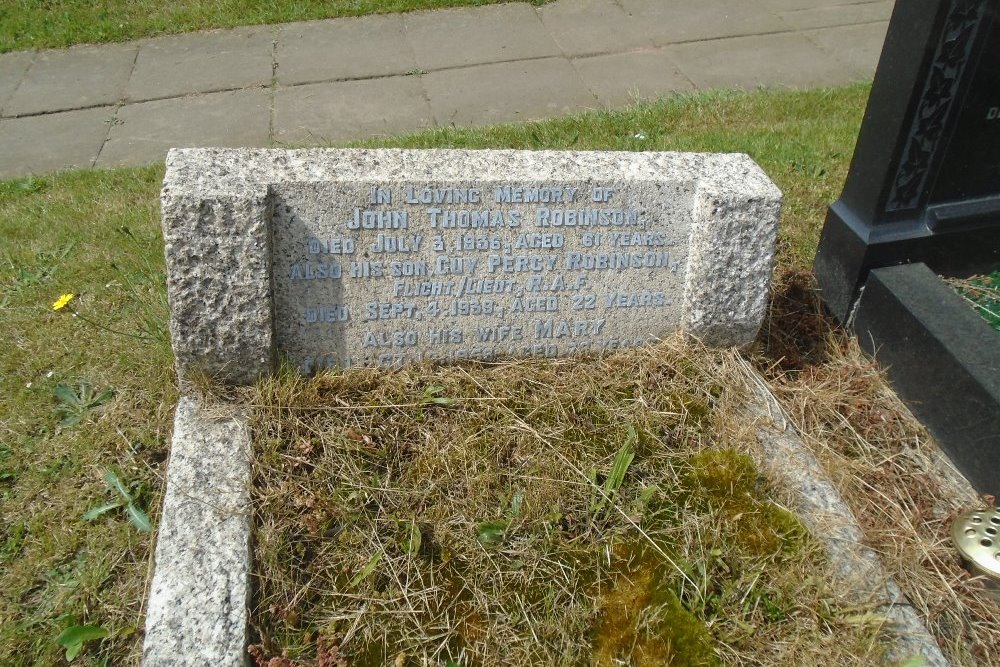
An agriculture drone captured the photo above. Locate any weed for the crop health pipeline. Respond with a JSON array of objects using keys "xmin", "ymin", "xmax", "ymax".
[
  {"xmin": 590, "ymin": 425, "xmax": 636, "ymax": 521},
  {"xmin": 83, "ymin": 468, "xmax": 152, "ymax": 533},
  {"xmin": 54, "ymin": 381, "xmax": 115, "ymax": 427},
  {"xmin": 1, "ymin": 523, "xmax": 27, "ymax": 563},
  {"xmin": 56, "ymin": 624, "xmax": 109, "ymax": 662},
  {"xmin": 0, "ymin": 176, "xmax": 49, "ymax": 199}
]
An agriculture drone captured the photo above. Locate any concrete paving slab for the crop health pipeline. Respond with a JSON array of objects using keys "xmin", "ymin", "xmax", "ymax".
[
  {"xmin": 423, "ymin": 57, "xmax": 596, "ymax": 127},
  {"xmin": 757, "ymin": 0, "xmax": 847, "ymax": 10},
  {"xmin": 97, "ymin": 89, "xmax": 270, "ymax": 168},
  {"xmin": 273, "ymin": 76, "xmax": 433, "ymax": 144},
  {"xmin": 0, "ymin": 51, "xmax": 34, "ymax": 116},
  {"xmin": 804, "ymin": 21, "xmax": 889, "ymax": 77},
  {"xmin": 276, "ymin": 14, "xmax": 417, "ymax": 85},
  {"xmin": 0, "ymin": 107, "xmax": 113, "ymax": 179},
  {"xmin": 618, "ymin": 0, "xmax": 790, "ymax": 45},
  {"xmin": 666, "ymin": 31, "xmax": 861, "ymax": 91},
  {"xmin": 778, "ymin": 0, "xmax": 893, "ymax": 30},
  {"xmin": 127, "ymin": 27, "xmax": 273, "ymax": 102},
  {"xmin": 404, "ymin": 3, "xmax": 561, "ymax": 71},
  {"xmin": 538, "ymin": 0, "xmax": 656, "ymax": 57},
  {"xmin": 573, "ymin": 50, "xmax": 694, "ymax": 106},
  {"xmin": 5, "ymin": 44, "xmax": 136, "ymax": 116}
]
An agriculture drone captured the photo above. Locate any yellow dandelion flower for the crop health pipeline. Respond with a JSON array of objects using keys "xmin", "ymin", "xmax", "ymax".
[{"xmin": 52, "ymin": 293, "xmax": 75, "ymax": 311}]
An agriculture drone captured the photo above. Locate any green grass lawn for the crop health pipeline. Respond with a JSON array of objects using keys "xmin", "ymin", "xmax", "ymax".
[
  {"xmin": 0, "ymin": 0, "xmax": 546, "ymax": 53},
  {"xmin": 0, "ymin": 85, "xmax": 867, "ymax": 665}
]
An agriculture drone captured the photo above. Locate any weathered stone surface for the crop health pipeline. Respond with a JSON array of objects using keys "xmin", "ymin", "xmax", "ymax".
[
  {"xmin": 162, "ymin": 148, "xmax": 781, "ymax": 381},
  {"xmin": 422, "ymin": 57, "xmax": 596, "ymax": 126},
  {"xmin": 404, "ymin": 3, "xmax": 561, "ymax": 70},
  {"xmin": 143, "ymin": 397, "xmax": 252, "ymax": 667},
  {"xmin": 127, "ymin": 26, "xmax": 273, "ymax": 102},
  {"xmin": 161, "ymin": 178, "xmax": 274, "ymax": 385},
  {"xmin": 0, "ymin": 51, "xmax": 34, "ymax": 117},
  {"xmin": 572, "ymin": 50, "xmax": 694, "ymax": 107},
  {"xmin": 666, "ymin": 31, "xmax": 858, "ymax": 91},
  {"xmin": 276, "ymin": 14, "xmax": 416, "ymax": 84},
  {"xmin": 0, "ymin": 107, "xmax": 113, "ymax": 179},
  {"xmin": 273, "ymin": 76, "xmax": 433, "ymax": 145},
  {"xmin": 802, "ymin": 22, "xmax": 889, "ymax": 78},
  {"xmin": 99, "ymin": 88, "xmax": 271, "ymax": 169}
]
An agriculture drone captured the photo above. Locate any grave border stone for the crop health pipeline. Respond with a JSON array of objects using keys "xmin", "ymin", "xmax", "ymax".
[
  {"xmin": 161, "ymin": 148, "xmax": 782, "ymax": 384},
  {"xmin": 853, "ymin": 263, "xmax": 1000, "ymax": 496}
]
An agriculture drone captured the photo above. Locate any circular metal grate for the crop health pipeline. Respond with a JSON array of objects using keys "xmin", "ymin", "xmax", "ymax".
[{"xmin": 952, "ymin": 507, "xmax": 1000, "ymax": 582}]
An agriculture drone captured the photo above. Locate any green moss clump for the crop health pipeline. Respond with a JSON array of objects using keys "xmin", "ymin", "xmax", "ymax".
[
  {"xmin": 680, "ymin": 450, "xmax": 807, "ymax": 556},
  {"xmin": 682, "ymin": 450, "xmax": 757, "ymax": 499},
  {"xmin": 592, "ymin": 556, "xmax": 718, "ymax": 667}
]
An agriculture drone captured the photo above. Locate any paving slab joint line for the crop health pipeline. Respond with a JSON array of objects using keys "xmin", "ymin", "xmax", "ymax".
[
  {"xmin": 1, "ymin": 85, "xmax": 268, "ymax": 120},
  {"xmin": 798, "ymin": 19, "xmax": 893, "ymax": 70},
  {"xmin": 538, "ymin": 1, "xmax": 602, "ymax": 107},
  {"xmin": 1, "ymin": 52, "xmax": 36, "ymax": 117},
  {"xmin": 125, "ymin": 83, "xmax": 272, "ymax": 107},
  {"xmin": 92, "ymin": 47, "xmax": 140, "ymax": 167},
  {"xmin": 654, "ymin": 48, "xmax": 699, "ymax": 96},
  {"xmin": 396, "ymin": 10, "xmax": 435, "ymax": 124},
  {"xmin": 2, "ymin": 100, "xmax": 119, "ymax": 120},
  {"xmin": 268, "ymin": 48, "xmax": 596, "ymax": 90},
  {"xmin": 740, "ymin": 358, "xmax": 950, "ymax": 667}
]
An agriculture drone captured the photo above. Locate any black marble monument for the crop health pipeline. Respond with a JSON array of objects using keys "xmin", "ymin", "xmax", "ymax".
[{"xmin": 814, "ymin": 0, "xmax": 1000, "ymax": 495}]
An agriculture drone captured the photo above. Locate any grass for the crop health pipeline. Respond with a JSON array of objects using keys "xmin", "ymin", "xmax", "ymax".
[
  {"xmin": 2, "ymin": 84, "xmax": 997, "ymax": 665},
  {"xmin": 0, "ymin": 168, "xmax": 174, "ymax": 665},
  {"xmin": 948, "ymin": 272, "xmax": 1000, "ymax": 332},
  {"xmin": 0, "ymin": 0, "xmax": 547, "ymax": 53}
]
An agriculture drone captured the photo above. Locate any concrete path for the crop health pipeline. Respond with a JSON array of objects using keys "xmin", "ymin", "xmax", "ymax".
[{"xmin": 0, "ymin": 0, "xmax": 892, "ymax": 179}]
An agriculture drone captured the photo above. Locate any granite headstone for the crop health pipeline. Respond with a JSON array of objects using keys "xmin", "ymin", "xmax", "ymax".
[
  {"xmin": 815, "ymin": 0, "xmax": 1000, "ymax": 320},
  {"xmin": 814, "ymin": 0, "xmax": 1000, "ymax": 495},
  {"xmin": 162, "ymin": 148, "xmax": 782, "ymax": 384}
]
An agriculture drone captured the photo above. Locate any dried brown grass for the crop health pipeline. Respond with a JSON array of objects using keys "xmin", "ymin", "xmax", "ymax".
[{"xmin": 758, "ymin": 270, "xmax": 1000, "ymax": 666}]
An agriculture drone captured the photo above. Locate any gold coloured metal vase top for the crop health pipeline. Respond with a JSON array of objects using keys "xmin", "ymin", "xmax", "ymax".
[{"xmin": 952, "ymin": 507, "xmax": 1000, "ymax": 583}]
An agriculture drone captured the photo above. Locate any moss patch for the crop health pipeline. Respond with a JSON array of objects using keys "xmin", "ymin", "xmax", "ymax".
[
  {"xmin": 593, "ymin": 548, "xmax": 718, "ymax": 667},
  {"xmin": 680, "ymin": 450, "xmax": 806, "ymax": 556}
]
